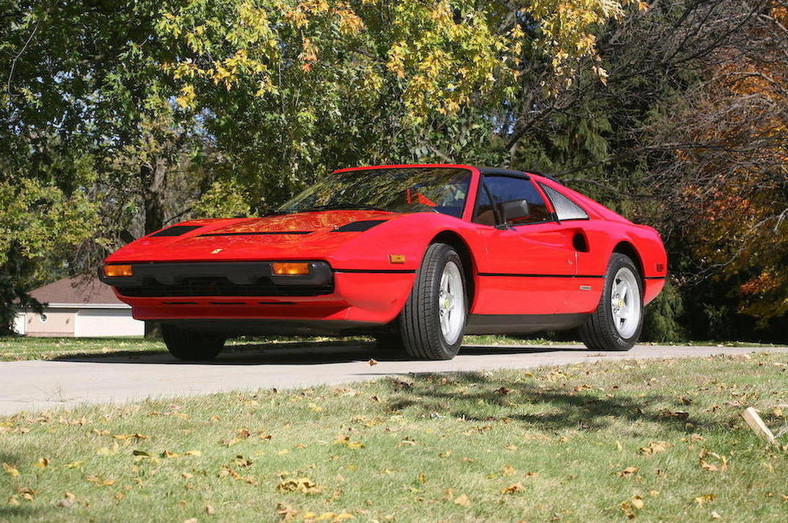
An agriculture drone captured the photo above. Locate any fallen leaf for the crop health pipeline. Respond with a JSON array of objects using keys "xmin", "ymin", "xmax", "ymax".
[
  {"xmin": 205, "ymin": 505, "xmax": 215, "ymax": 515},
  {"xmin": 32, "ymin": 458, "xmax": 50, "ymax": 468},
  {"xmin": 19, "ymin": 487, "xmax": 35, "ymax": 501},
  {"xmin": 639, "ymin": 441, "xmax": 672, "ymax": 456},
  {"xmin": 276, "ymin": 502, "xmax": 299, "ymax": 521},
  {"xmin": 277, "ymin": 477, "xmax": 322, "ymax": 494},
  {"xmin": 617, "ymin": 466, "xmax": 639, "ymax": 477},
  {"xmin": 502, "ymin": 482, "xmax": 524, "ymax": 494},
  {"xmin": 694, "ymin": 494, "xmax": 716, "ymax": 505},
  {"xmin": 185, "ymin": 450, "xmax": 202, "ymax": 457},
  {"xmin": 132, "ymin": 450, "xmax": 150, "ymax": 457},
  {"xmin": 711, "ymin": 511, "xmax": 721, "ymax": 519},
  {"xmin": 631, "ymin": 496, "xmax": 645, "ymax": 509},
  {"xmin": 65, "ymin": 461, "xmax": 84, "ymax": 469},
  {"xmin": 502, "ymin": 465, "xmax": 516, "ymax": 476},
  {"xmin": 368, "ymin": 359, "xmax": 378, "ymax": 366},
  {"xmin": 3, "ymin": 463, "xmax": 20, "ymax": 477},
  {"xmin": 453, "ymin": 493, "xmax": 470, "ymax": 506}
]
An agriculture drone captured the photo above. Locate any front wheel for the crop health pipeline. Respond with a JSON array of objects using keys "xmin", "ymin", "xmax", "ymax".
[
  {"xmin": 580, "ymin": 253, "xmax": 643, "ymax": 351},
  {"xmin": 162, "ymin": 325, "xmax": 225, "ymax": 361},
  {"xmin": 400, "ymin": 243, "xmax": 467, "ymax": 360}
]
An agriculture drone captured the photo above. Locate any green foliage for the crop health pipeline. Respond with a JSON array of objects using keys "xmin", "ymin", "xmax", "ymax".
[
  {"xmin": 0, "ymin": 179, "xmax": 98, "ymax": 332},
  {"xmin": 191, "ymin": 180, "xmax": 252, "ymax": 218},
  {"xmin": 641, "ymin": 282, "xmax": 685, "ymax": 343}
]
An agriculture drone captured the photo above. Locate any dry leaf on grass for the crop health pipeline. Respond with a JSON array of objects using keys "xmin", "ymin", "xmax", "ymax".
[
  {"xmin": 277, "ymin": 477, "xmax": 323, "ymax": 494},
  {"xmin": 694, "ymin": 493, "xmax": 716, "ymax": 505},
  {"xmin": 502, "ymin": 482, "xmax": 524, "ymax": 494},
  {"xmin": 453, "ymin": 493, "xmax": 471, "ymax": 506},
  {"xmin": 276, "ymin": 503, "xmax": 299, "ymax": 521},
  {"xmin": 3, "ymin": 463, "xmax": 20, "ymax": 477},
  {"xmin": 639, "ymin": 441, "xmax": 672, "ymax": 456},
  {"xmin": 617, "ymin": 466, "xmax": 639, "ymax": 477}
]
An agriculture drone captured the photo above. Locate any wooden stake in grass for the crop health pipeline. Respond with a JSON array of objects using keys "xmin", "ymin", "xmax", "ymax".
[{"xmin": 741, "ymin": 407, "xmax": 776, "ymax": 446}]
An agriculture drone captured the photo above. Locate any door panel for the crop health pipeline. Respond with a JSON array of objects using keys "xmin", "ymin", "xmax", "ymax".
[{"xmin": 473, "ymin": 223, "xmax": 578, "ymax": 315}]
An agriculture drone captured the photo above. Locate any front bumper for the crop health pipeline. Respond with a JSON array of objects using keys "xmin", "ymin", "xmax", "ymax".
[{"xmin": 101, "ymin": 262, "xmax": 416, "ymax": 327}]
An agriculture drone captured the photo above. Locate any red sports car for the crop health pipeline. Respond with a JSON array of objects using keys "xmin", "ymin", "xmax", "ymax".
[{"xmin": 100, "ymin": 164, "xmax": 667, "ymax": 361}]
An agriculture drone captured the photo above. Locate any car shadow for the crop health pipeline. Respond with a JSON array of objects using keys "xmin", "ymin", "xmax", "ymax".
[{"xmin": 49, "ymin": 342, "xmax": 587, "ymax": 365}]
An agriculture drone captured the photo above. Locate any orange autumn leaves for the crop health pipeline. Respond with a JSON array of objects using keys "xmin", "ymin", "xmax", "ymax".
[{"xmin": 672, "ymin": 2, "xmax": 787, "ymax": 319}]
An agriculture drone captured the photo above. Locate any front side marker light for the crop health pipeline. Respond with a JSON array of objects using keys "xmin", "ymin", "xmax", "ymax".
[
  {"xmin": 104, "ymin": 264, "xmax": 133, "ymax": 277},
  {"xmin": 272, "ymin": 262, "xmax": 311, "ymax": 276},
  {"xmin": 389, "ymin": 255, "xmax": 406, "ymax": 264}
]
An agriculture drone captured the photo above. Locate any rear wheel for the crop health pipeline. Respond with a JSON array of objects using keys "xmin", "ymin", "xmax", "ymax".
[
  {"xmin": 162, "ymin": 325, "xmax": 225, "ymax": 361},
  {"xmin": 400, "ymin": 243, "xmax": 466, "ymax": 360},
  {"xmin": 580, "ymin": 253, "xmax": 643, "ymax": 351}
]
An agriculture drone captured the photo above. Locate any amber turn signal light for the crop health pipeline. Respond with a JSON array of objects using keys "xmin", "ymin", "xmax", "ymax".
[
  {"xmin": 104, "ymin": 264, "xmax": 133, "ymax": 277},
  {"xmin": 271, "ymin": 262, "xmax": 310, "ymax": 276}
]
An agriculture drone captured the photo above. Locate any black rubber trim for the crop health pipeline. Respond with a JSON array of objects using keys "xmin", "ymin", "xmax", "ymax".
[
  {"xmin": 332, "ymin": 220, "xmax": 387, "ymax": 232},
  {"xmin": 477, "ymin": 272, "xmax": 605, "ymax": 278},
  {"xmin": 333, "ymin": 269, "xmax": 416, "ymax": 274},
  {"xmin": 644, "ymin": 276, "xmax": 667, "ymax": 280},
  {"xmin": 199, "ymin": 231, "xmax": 312, "ymax": 237},
  {"xmin": 151, "ymin": 225, "xmax": 202, "ymax": 237},
  {"xmin": 465, "ymin": 313, "xmax": 590, "ymax": 334}
]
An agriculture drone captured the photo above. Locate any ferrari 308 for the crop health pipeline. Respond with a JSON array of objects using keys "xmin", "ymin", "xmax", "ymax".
[{"xmin": 100, "ymin": 165, "xmax": 667, "ymax": 361}]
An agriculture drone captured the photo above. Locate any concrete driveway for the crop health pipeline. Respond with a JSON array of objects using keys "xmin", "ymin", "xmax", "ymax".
[{"xmin": 1, "ymin": 342, "xmax": 786, "ymax": 415}]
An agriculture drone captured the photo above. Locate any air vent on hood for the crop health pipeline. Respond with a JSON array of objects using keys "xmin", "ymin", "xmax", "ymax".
[
  {"xmin": 151, "ymin": 225, "xmax": 202, "ymax": 237},
  {"xmin": 332, "ymin": 220, "xmax": 387, "ymax": 232}
]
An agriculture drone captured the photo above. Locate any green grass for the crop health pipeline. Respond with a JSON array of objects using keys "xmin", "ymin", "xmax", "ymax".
[
  {"xmin": 0, "ymin": 337, "xmax": 164, "ymax": 362},
  {"xmin": 0, "ymin": 335, "xmax": 566, "ymax": 362},
  {"xmin": 1, "ymin": 353, "xmax": 786, "ymax": 521}
]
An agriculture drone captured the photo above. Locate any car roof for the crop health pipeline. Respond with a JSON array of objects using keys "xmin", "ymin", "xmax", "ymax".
[{"xmin": 333, "ymin": 164, "xmax": 563, "ymax": 184}]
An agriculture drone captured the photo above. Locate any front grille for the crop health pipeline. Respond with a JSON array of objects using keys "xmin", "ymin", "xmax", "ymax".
[{"xmin": 117, "ymin": 276, "xmax": 332, "ymax": 298}]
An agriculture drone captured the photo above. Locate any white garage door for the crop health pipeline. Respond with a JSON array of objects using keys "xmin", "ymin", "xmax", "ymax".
[{"xmin": 75, "ymin": 309, "xmax": 144, "ymax": 337}]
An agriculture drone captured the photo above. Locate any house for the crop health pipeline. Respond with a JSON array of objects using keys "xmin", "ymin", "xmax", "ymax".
[{"xmin": 14, "ymin": 276, "xmax": 144, "ymax": 337}]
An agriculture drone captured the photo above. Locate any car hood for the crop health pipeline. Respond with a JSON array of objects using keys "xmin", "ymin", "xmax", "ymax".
[{"xmin": 107, "ymin": 210, "xmax": 400, "ymax": 263}]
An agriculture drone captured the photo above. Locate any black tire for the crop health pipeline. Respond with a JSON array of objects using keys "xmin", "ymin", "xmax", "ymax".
[
  {"xmin": 162, "ymin": 325, "xmax": 225, "ymax": 361},
  {"xmin": 580, "ymin": 253, "xmax": 643, "ymax": 351},
  {"xmin": 400, "ymin": 243, "xmax": 467, "ymax": 360}
]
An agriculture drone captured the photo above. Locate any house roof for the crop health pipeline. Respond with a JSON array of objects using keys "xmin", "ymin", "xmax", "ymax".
[{"xmin": 29, "ymin": 275, "xmax": 125, "ymax": 307}]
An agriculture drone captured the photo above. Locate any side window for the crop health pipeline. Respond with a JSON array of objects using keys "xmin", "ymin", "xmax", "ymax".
[
  {"xmin": 477, "ymin": 176, "xmax": 552, "ymax": 225},
  {"xmin": 539, "ymin": 183, "xmax": 589, "ymax": 221},
  {"xmin": 473, "ymin": 182, "xmax": 497, "ymax": 225}
]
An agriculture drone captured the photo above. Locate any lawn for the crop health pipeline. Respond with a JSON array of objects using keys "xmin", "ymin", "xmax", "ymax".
[
  {"xmin": 1, "ymin": 335, "xmax": 779, "ymax": 363},
  {"xmin": 0, "ymin": 335, "xmax": 568, "ymax": 362},
  {"xmin": 1, "ymin": 353, "xmax": 786, "ymax": 522}
]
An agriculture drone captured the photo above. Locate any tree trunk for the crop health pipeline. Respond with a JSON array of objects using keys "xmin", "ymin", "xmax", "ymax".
[{"xmin": 140, "ymin": 158, "xmax": 168, "ymax": 339}]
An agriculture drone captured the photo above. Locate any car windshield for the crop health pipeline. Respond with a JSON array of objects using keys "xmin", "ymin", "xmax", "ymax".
[{"xmin": 277, "ymin": 167, "xmax": 472, "ymax": 218}]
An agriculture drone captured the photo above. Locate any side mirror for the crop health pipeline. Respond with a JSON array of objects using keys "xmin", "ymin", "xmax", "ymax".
[{"xmin": 499, "ymin": 199, "xmax": 530, "ymax": 224}]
